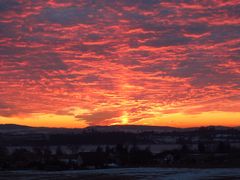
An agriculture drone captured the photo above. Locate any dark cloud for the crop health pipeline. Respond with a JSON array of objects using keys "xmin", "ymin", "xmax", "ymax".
[
  {"xmin": 38, "ymin": 6, "xmax": 98, "ymax": 25},
  {"xmin": 82, "ymin": 75, "xmax": 99, "ymax": 83},
  {"xmin": 144, "ymin": 33, "xmax": 191, "ymax": 47},
  {"xmin": 29, "ymin": 53, "xmax": 68, "ymax": 71},
  {"xmin": 0, "ymin": 0, "xmax": 20, "ymax": 12},
  {"xmin": 172, "ymin": 60, "xmax": 216, "ymax": 78},
  {"xmin": 0, "ymin": 22, "xmax": 19, "ymax": 38},
  {"xmin": 133, "ymin": 62, "xmax": 170, "ymax": 73},
  {"xmin": 0, "ymin": 101, "xmax": 21, "ymax": 117},
  {"xmin": 190, "ymin": 72, "xmax": 240, "ymax": 87},
  {"xmin": 184, "ymin": 23, "xmax": 209, "ymax": 34},
  {"xmin": 76, "ymin": 110, "xmax": 122, "ymax": 125}
]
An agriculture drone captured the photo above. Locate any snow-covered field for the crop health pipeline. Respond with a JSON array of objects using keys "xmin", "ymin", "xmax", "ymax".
[{"xmin": 1, "ymin": 168, "xmax": 240, "ymax": 180}]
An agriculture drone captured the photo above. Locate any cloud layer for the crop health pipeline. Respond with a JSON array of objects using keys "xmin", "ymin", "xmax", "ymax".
[{"xmin": 0, "ymin": 0, "xmax": 239, "ymax": 126}]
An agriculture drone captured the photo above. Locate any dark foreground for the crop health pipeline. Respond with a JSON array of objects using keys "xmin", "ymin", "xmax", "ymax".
[{"xmin": 1, "ymin": 168, "xmax": 240, "ymax": 180}]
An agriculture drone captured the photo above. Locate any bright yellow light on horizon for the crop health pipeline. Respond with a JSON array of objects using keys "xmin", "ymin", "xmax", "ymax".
[
  {"xmin": 0, "ymin": 111, "xmax": 240, "ymax": 128},
  {"xmin": 121, "ymin": 111, "xmax": 129, "ymax": 124}
]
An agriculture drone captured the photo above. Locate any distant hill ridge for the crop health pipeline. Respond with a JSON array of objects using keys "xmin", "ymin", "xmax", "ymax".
[
  {"xmin": 85, "ymin": 125, "xmax": 181, "ymax": 133},
  {"xmin": 0, "ymin": 123, "xmax": 238, "ymax": 134}
]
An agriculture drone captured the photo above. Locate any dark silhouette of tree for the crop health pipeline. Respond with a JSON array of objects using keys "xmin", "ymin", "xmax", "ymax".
[
  {"xmin": 115, "ymin": 144, "xmax": 129, "ymax": 165},
  {"xmin": 0, "ymin": 146, "xmax": 9, "ymax": 169},
  {"xmin": 181, "ymin": 143, "xmax": 190, "ymax": 153},
  {"xmin": 198, "ymin": 142, "xmax": 205, "ymax": 153},
  {"xmin": 56, "ymin": 146, "xmax": 64, "ymax": 156},
  {"xmin": 217, "ymin": 141, "xmax": 231, "ymax": 153}
]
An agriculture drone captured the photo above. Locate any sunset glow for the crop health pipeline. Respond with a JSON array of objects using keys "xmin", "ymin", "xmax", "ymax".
[{"xmin": 0, "ymin": 0, "xmax": 239, "ymax": 128}]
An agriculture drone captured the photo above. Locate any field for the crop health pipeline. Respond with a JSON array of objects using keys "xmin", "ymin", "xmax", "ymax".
[{"xmin": 1, "ymin": 168, "xmax": 240, "ymax": 180}]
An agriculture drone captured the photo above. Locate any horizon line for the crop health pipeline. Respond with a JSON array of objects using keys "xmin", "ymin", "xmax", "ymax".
[{"xmin": 1, "ymin": 123, "xmax": 239, "ymax": 130}]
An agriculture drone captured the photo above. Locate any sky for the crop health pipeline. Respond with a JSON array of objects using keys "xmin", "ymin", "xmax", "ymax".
[{"xmin": 0, "ymin": 0, "xmax": 240, "ymax": 128}]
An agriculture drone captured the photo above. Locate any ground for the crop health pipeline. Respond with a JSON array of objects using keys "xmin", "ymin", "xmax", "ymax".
[{"xmin": 1, "ymin": 168, "xmax": 240, "ymax": 180}]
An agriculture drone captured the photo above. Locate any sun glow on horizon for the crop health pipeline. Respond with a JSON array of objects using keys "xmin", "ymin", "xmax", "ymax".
[
  {"xmin": 0, "ymin": 110, "xmax": 240, "ymax": 128},
  {"xmin": 121, "ymin": 111, "xmax": 129, "ymax": 125}
]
